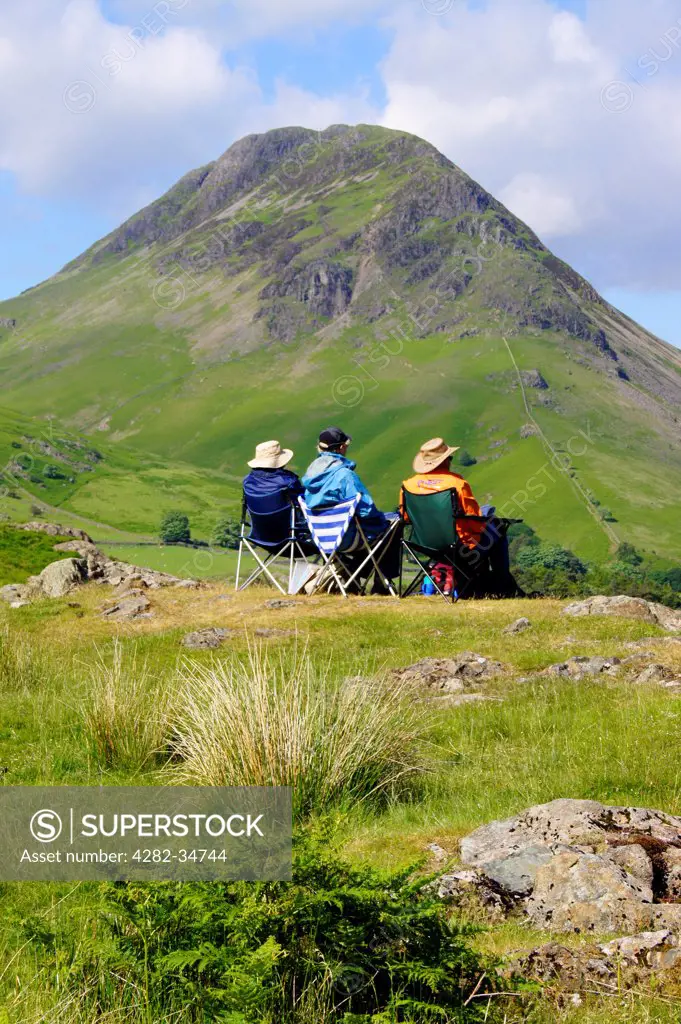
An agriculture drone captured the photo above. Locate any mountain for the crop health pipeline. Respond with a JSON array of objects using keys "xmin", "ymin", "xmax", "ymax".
[{"xmin": 0, "ymin": 124, "xmax": 680, "ymax": 559}]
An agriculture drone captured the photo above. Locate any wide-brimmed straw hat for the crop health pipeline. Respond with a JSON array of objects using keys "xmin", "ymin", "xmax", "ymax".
[
  {"xmin": 412, "ymin": 437, "xmax": 459, "ymax": 473},
  {"xmin": 248, "ymin": 440, "xmax": 294, "ymax": 469}
]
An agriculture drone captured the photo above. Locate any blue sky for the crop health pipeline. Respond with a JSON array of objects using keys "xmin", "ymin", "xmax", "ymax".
[{"xmin": 1, "ymin": 0, "xmax": 680, "ymax": 346}]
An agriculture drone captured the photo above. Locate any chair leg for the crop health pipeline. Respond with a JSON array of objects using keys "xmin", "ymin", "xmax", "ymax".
[
  {"xmin": 235, "ymin": 526, "xmax": 246, "ymax": 591},
  {"xmin": 236, "ymin": 540, "xmax": 289, "ymax": 594}
]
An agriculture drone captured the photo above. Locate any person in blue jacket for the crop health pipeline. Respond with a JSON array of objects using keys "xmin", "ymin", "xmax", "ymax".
[{"xmin": 302, "ymin": 426, "xmax": 400, "ymax": 589}]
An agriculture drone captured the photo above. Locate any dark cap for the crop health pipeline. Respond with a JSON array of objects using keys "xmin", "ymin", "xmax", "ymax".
[{"xmin": 318, "ymin": 426, "xmax": 352, "ymax": 451}]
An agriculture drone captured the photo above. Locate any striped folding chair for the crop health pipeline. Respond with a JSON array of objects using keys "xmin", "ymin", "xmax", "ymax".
[{"xmin": 297, "ymin": 495, "xmax": 401, "ymax": 598}]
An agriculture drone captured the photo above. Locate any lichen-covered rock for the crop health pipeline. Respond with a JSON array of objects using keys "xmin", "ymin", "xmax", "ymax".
[
  {"xmin": 460, "ymin": 799, "xmax": 681, "ymax": 869},
  {"xmin": 101, "ymin": 594, "xmax": 152, "ymax": 620},
  {"xmin": 503, "ymin": 617, "xmax": 531, "ymax": 635},
  {"xmin": 391, "ymin": 653, "xmax": 505, "ymax": 692},
  {"xmin": 562, "ymin": 595, "xmax": 681, "ymax": 632},
  {"xmin": 182, "ymin": 627, "xmax": 233, "ymax": 649},
  {"xmin": 526, "ymin": 850, "xmax": 653, "ymax": 933},
  {"xmin": 541, "ymin": 655, "xmax": 622, "ymax": 680}
]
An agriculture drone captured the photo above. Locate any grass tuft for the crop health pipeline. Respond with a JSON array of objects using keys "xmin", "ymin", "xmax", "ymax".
[
  {"xmin": 81, "ymin": 639, "xmax": 170, "ymax": 770},
  {"xmin": 168, "ymin": 644, "xmax": 432, "ymax": 814}
]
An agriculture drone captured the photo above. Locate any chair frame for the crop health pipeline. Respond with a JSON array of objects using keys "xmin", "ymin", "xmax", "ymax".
[
  {"xmin": 235, "ymin": 500, "xmax": 316, "ymax": 595},
  {"xmin": 298, "ymin": 496, "xmax": 402, "ymax": 599}
]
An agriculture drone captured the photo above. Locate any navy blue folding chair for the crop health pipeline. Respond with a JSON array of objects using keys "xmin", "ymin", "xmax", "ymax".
[{"xmin": 235, "ymin": 487, "xmax": 316, "ymax": 594}]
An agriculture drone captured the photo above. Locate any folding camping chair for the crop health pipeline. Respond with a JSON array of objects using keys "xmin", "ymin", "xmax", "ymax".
[
  {"xmin": 235, "ymin": 488, "xmax": 317, "ymax": 595},
  {"xmin": 297, "ymin": 495, "xmax": 402, "ymax": 598},
  {"xmin": 399, "ymin": 489, "xmax": 520, "ymax": 602}
]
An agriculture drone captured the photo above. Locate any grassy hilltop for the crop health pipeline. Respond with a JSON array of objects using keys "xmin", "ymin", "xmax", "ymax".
[{"xmin": 0, "ymin": 124, "xmax": 680, "ymax": 560}]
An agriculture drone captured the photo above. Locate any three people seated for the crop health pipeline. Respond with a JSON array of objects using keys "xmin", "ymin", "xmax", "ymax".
[{"xmin": 242, "ymin": 428, "xmax": 519, "ymax": 598}]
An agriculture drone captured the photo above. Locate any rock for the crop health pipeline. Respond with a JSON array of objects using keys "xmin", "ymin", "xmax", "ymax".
[
  {"xmin": 391, "ymin": 653, "xmax": 505, "ymax": 692},
  {"xmin": 481, "ymin": 844, "xmax": 557, "ymax": 897},
  {"xmin": 182, "ymin": 627, "xmax": 233, "ymax": 649},
  {"xmin": 509, "ymin": 942, "xmax": 609, "ymax": 992},
  {"xmin": 0, "ymin": 317, "xmax": 17, "ymax": 329},
  {"xmin": 503, "ymin": 617, "xmax": 531, "ymax": 635},
  {"xmin": 661, "ymin": 847, "xmax": 681, "ymax": 900},
  {"xmin": 605, "ymin": 844, "xmax": 654, "ymax": 890},
  {"xmin": 541, "ymin": 655, "xmax": 621, "ymax": 680},
  {"xmin": 17, "ymin": 522, "xmax": 92, "ymax": 542},
  {"xmin": 634, "ymin": 664, "xmax": 676, "ymax": 684},
  {"xmin": 600, "ymin": 930, "xmax": 675, "ymax": 961},
  {"xmin": 1, "ymin": 584, "xmax": 28, "ymax": 604},
  {"xmin": 520, "ymin": 369, "xmax": 549, "ymax": 390},
  {"xmin": 434, "ymin": 869, "xmax": 508, "ymax": 919},
  {"xmin": 263, "ymin": 599, "xmax": 297, "ymax": 610},
  {"xmin": 512, "ymin": 930, "xmax": 681, "ymax": 994},
  {"xmin": 526, "ymin": 850, "xmax": 653, "ymax": 933},
  {"xmin": 174, "ymin": 579, "xmax": 200, "ymax": 589},
  {"xmin": 426, "ymin": 843, "xmax": 448, "ymax": 863},
  {"xmin": 460, "ymin": 799, "xmax": 681, "ymax": 870},
  {"xmin": 562, "ymin": 595, "xmax": 681, "ymax": 632},
  {"xmin": 37, "ymin": 558, "xmax": 86, "ymax": 597},
  {"xmin": 460, "ymin": 799, "xmax": 681, "ymax": 934},
  {"xmin": 101, "ymin": 594, "xmax": 152, "ymax": 621}
]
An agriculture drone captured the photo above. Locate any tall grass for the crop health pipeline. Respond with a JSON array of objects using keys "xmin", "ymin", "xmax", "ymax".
[
  {"xmin": 168, "ymin": 646, "xmax": 432, "ymax": 814},
  {"xmin": 81, "ymin": 640, "xmax": 170, "ymax": 771},
  {"xmin": 0, "ymin": 624, "xmax": 48, "ymax": 692}
]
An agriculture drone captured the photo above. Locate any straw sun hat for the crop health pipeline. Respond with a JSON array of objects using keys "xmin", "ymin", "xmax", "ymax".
[
  {"xmin": 412, "ymin": 437, "xmax": 460, "ymax": 473},
  {"xmin": 248, "ymin": 440, "xmax": 294, "ymax": 469}
]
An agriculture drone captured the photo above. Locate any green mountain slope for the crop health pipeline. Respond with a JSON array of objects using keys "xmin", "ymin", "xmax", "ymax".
[{"xmin": 1, "ymin": 124, "xmax": 679, "ymax": 559}]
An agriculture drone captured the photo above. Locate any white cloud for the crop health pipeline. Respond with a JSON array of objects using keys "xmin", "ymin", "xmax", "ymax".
[
  {"xmin": 380, "ymin": 0, "xmax": 681, "ymax": 289},
  {"xmin": 0, "ymin": 0, "xmax": 375, "ymax": 220},
  {"xmin": 499, "ymin": 173, "xmax": 583, "ymax": 237},
  {"xmin": 104, "ymin": 0, "xmax": 391, "ymax": 47}
]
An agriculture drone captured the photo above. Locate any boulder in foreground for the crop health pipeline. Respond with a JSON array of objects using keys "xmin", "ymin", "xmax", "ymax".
[{"xmin": 456, "ymin": 798, "xmax": 681, "ymax": 934}]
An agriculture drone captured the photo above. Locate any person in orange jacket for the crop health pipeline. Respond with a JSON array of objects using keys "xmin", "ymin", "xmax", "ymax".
[{"xmin": 400, "ymin": 437, "xmax": 521, "ymax": 597}]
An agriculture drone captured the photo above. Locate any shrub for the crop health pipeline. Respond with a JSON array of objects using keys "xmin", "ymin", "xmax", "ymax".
[
  {"xmin": 507, "ymin": 522, "xmax": 539, "ymax": 561},
  {"xmin": 58, "ymin": 832, "xmax": 491, "ymax": 1022},
  {"xmin": 651, "ymin": 567, "xmax": 681, "ymax": 592},
  {"xmin": 168, "ymin": 648, "xmax": 432, "ymax": 815},
  {"xmin": 616, "ymin": 542, "xmax": 643, "ymax": 567},
  {"xmin": 212, "ymin": 513, "xmax": 242, "ymax": 549},
  {"xmin": 159, "ymin": 510, "xmax": 190, "ymax": 545},
  {"xmin": 29, "ymin": 503, "xmax": 44, "ymax": 517},
  {"xmin": 81, "ymin": 641, "xmax": 170, "ymax": 769},
  {"xmin": 43, "ymin": 464, "xmax": 65, "ymax": 480}
]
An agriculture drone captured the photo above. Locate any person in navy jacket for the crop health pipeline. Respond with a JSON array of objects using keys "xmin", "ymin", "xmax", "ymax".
[{"xmin": 243, "ymin": 439, "xmax": 303, "ymax": 503}]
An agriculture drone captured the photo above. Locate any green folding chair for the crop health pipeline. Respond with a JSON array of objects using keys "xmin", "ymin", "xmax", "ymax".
[{"xmin": 399, "ymin": 489, "xmax": 519, "ymax": 602}]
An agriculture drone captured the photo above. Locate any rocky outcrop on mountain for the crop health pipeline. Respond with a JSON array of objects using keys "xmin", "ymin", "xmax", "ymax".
[
  {"xmin": 257, "ymin": 259, "xmax": 354, "ymax": 339},
  {"xmin": 16, "ymin": 521, "xmax": 92, "ymax": 541},
  {"xmin": 563, "ymin": 595, "xmax": 681, "ymax": 632},
  {"xmin": 452, "ymin": 799, "xmax": 681, "ymax": 935},
  {"xmin": 0, "ymin": 317, "xmax": 16, "ymax": 329}
]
